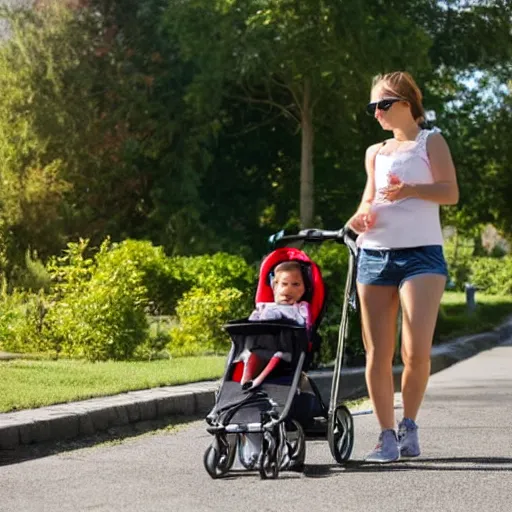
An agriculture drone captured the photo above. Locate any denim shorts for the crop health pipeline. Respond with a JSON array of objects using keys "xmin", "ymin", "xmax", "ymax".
[{"xmin": 356, "ymin": 245, "xmax": 448, "ymax": 287}]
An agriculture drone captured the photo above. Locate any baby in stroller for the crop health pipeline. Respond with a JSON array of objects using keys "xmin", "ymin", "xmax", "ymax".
[{"xmin": 241, "ymin": 261, "xmax": 310, "ymax": 391}]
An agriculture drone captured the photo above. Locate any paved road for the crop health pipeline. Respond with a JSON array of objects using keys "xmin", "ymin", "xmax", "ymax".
[{"xmin": 1, "ymin": 341, "xmax": 512, "ymax": 512}]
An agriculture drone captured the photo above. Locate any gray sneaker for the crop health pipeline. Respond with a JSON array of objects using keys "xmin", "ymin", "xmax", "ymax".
[
  {"xmin": 365, "ymin": 429, "xmax": 400, "ymax": 463},
  {"xmin": 398, "ymin": 418, "xmax": 420, "ymax": 457}
]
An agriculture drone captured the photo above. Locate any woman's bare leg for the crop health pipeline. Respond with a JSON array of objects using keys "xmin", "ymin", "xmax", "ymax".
[
  {"xmin": 357, "ymin": 283, "xmax": 400, "ymax": 430},
  {"xmin": 399, "ymin": 274, "xmax": 446, "ymax": 420}
]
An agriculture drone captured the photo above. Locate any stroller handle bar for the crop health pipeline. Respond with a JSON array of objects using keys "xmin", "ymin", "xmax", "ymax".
[
  {"xmin": 268, "ymin": 227, "xmax": 358, "ymax": 256},
  {"xmin": 269, "ymin": 225, "xmax": 360, "ymax": 415}
]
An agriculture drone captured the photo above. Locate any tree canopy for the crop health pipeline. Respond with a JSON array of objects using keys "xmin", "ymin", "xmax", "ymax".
[{"xmin": 0, "ymin": 0, "xmax": 509, "ymax": 275}]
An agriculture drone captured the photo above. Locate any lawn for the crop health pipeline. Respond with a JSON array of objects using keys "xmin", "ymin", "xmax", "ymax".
[
  {"xmin": 0, "ymin": 356, "xmax": 226, "ymax": 413},
  {"xmin": 435, "ymin": 291, "xmax": 512, "ymax": 343},
  {"xmin": 1, "ymin": 291, "xmax": 511, "ymax": 414}
]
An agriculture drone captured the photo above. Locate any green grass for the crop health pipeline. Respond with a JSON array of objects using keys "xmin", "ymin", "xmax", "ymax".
[
  {"xmin": 0, "ymin": 356, "xmax": 226, "ymax": 413},
  {"xmin": 435, "ymin": 291, "xmax": 512, "ymax": 343}
]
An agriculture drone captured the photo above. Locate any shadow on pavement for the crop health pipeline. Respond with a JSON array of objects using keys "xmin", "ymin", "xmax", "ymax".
[
  {"xmin": 303, "ymin": 457, "xmax": 512, "ymax": 477},
  {"xmin": 0, "ymin": 416, "xmax": 197, "ymax": 468}
]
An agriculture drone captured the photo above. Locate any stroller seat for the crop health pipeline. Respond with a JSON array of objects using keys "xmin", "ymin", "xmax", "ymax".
[{"xmin": 207, "ymin": 319, "xmax": 308, "ymax": 427}]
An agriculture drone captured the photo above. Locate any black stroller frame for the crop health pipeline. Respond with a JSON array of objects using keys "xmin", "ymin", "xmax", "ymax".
[{"xmin": 204, "ymin": 228, "xmax": 359, "ymax": 479}]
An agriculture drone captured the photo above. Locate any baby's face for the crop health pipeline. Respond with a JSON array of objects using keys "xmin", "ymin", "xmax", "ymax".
[{"xmin": 273, "ymin": 270, "xmax": 305, "ymax": 305}]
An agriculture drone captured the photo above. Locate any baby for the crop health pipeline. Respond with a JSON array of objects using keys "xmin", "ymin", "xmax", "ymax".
[{"xmin": 240, "ymin": 261, "xmax": 310, "ymax": 391}]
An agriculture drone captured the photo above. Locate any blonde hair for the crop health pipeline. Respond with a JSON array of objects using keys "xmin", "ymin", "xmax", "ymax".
[{"xmin": 372, "ymin": 71, "xmax": 425, "ymax": 126}]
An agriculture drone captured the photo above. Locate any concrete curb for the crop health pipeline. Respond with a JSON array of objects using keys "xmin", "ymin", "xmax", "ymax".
[
  {"xmin": 0, "ymin": 383, "xmax": 217, "ymax": 450},
  {"xmin": 1, "ymin": 316, "xmax": 512, "ymax": 450}
]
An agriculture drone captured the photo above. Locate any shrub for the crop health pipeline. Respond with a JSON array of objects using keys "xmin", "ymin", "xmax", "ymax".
[
  {"xmin": 46, "ymin": 238, "xmax": 96, "ymax": 297},
  {"xmin": 101, "ymin": 239, "xmax": 180, "ymax": 316},
  {"xmin": 46, "ymin": 237, "xmax": 187, "ymax": 316},
  {"xmin": 133, "ymin": 316, "xmax": 173, "ymax": 361},
  {"xmin": 170, "ymin": 252, "xmax": 257, "ymax": 296},
  {"xmin": 305, "ymin": 242, "xmax": 362, "ymax": 364},
  {"xmin": 43, "ymin": 238, "xmax": 149, "ymax": 360},
  {"xmin": 168, "ymin": 287, "xmax": 246, "ymax": 356},
  {"xmin": 306, "ymin": 241, "xmax": 350, "ymax": 304},
  {"xmin": 0, "ymin": 284, "xmax": 48, "ymax": 354},
  {"xmin": 10, "ymin": 250, "xmax": 52, "ymax": 292},
  {"xmin": 443, "ymin": 234, "xmax": 474, "ymax": 291},
  {"xmin": 162, "ymin": 253, "xmax": 257, "ymax": 357},
  {"xmin": 446, "ymin": 255, "xmax": 472, "ymax": 291},
  {"xmin": 2, "ymin": 237, "xmax": 259, "ymax": 360},
  {"xmin": 469, "ymin": 256, "xmax": 512, "ymax": 295}
]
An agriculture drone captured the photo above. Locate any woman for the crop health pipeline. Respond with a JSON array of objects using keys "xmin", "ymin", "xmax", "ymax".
[{"xmin": 348, "ymin": 71, "xmax": 458, "ymax": 463}]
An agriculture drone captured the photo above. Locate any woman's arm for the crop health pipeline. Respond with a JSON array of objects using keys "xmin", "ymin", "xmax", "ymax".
[
  {"xmin": 383, "ymin": 133, "xmax": 459, "ymax": 205},
  {"xmin": 358, "ymin": 143, "xmax": 380, "ymax": 209},
  {"xmin": 346, "ymin": 143, "xmax": 381, "ymax": 232}
]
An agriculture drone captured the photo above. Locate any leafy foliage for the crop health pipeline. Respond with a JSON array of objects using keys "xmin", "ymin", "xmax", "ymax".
[
  {"xmin": 166, "ymin": 252, "xmax": 257, "ymax": 356},
  {"xmin": 43, "ymin": 239, "xmax": 149, "ymax": 360},
  {"xmin": 169, "ymin": 287, "xmax": 246, "ymax": 356},
  {"xmin": 469, "ymin": 256, "xmax": 512, "ymax": 295},
  {"xmin": 0, "ymin": 0, "xmax": 510, "ymax": 266},
  {"xmin": 304, "ymin": 242, "xmax": 362, "ymax": 363},
  {"xmin": 0, "ymin": 285, "xmax": 47, "ymax": 354},
  {"xmin": 0, "ymin": 0, "xmax": 511, "ymax": 363},
  {"xmin": 169, "ymin": 0, "xmax": 433, "ymax": 228},
  {"xmin": 170, "ymin": 252, "xmax": 257, "ymax": 298},
  {"xmin": 0, "ymin": 237, "xmax": 259, "ymax": 360}
]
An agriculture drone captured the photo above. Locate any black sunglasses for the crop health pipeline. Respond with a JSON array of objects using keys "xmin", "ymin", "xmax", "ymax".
[{"xmin": 366, "ymin": 97, "xmax": 403, "ymax": 116}]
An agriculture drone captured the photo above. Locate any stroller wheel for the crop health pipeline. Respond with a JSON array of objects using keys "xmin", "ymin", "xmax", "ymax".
[
  {"xmin": 203, "ymin": 435, "xmax": 236, "ymax": 479},
  {"xmin": 328, "ymin": 404, "xmax": 354, "ymax": 464},
  {"xmin": 286, "ymin": 420, "xmax": 306, "ymax": 472},
  {"xmin": 259, "ymin": 431, "xmax": 279, "ymax": 479}
]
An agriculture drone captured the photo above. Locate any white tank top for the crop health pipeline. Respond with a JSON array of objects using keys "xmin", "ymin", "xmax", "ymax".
[{"xmin": 358, "ymin": 128, "xmax": 444, "ymax": 250}]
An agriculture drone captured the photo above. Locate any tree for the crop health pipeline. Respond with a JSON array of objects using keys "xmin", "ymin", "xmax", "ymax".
[
  {"xmin": 1, "ymin": 0, "xmax": 510, "ymax": 269},
  {"xmin": 169, "ymin": 0, "xmax": 432, "ymax": 227},
  {"xmin": 0, "ymin": 0, "xmax": 217, "ymax": 273}
]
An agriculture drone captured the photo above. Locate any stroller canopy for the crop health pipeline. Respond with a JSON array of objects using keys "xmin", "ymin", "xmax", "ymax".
[{"xmin": 254, "ymin": 247, "xmax": 326, "ymax": 329}]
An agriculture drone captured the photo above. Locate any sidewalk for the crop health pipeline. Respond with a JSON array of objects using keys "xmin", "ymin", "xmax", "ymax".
[{"xmin": 1, "ymin": 317, "xmax": 512, "ymax": 450}]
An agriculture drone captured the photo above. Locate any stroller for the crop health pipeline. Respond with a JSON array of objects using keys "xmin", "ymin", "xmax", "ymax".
[{"xmin": 204, "ymin": 228, "xmax": 359, "ymax": 479}]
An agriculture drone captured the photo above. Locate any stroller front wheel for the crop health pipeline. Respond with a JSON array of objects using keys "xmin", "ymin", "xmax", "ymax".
[
  {"xmin": 328, "ymin": 404, "xmax": 354, "ymax": 464},
  {"xmin": 203, "ymin": 434, "xmax": 236, "ymax": 479},
  {"xmin": 259, "ymin": 431, "xmax": 279, "ymax": 479}
]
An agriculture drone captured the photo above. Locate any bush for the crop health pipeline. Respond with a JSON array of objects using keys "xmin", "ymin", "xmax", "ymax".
[
  {"xmin": 99, "ymin": 239, "xmax": 178, "ymax": 316},
  {"xmin": 170, "ymin": 252, "xmax": 257, "ymax": 295},
  {"xmin": 1, "ymin": 238, "xmax": 259, "ymax": 360},
  {"xmin": 105, "ymin": 250, "xmax": 259, "ymax": 317},
  {"xmin": 133, "ymin": 316, "xmax": 174, "ymax": 361},
  {"xmin": 443, "ymin": 235, "xmax": 474, "ymax": 291},
  {"xmin": 168, "ymin": 287, "xmax": 246, "ymax": 356},
  {"xmin": 446, "ymin": 255, "xmax": 472, "ymax": 291},
  {"xmin": 305, "ymin": 242, "xmax": 363, "ymax": 364},
  {"xmin": 162, "ymin": 253, "xmax": 258, "ymax": 357},
  {"xmin": 469, "ymin": 256, "xmax": 512, "ymax": 295},
  {"xmin": 10, "ymin": 250, "xmax": 52, "ymax": 293},
  {"xmin": 0, "ymin": 284, "xmax": 48, "ymax": 354},
  {"xmin": 43, "ymin": 238, "xmax": 149, "ymax": 360}
]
